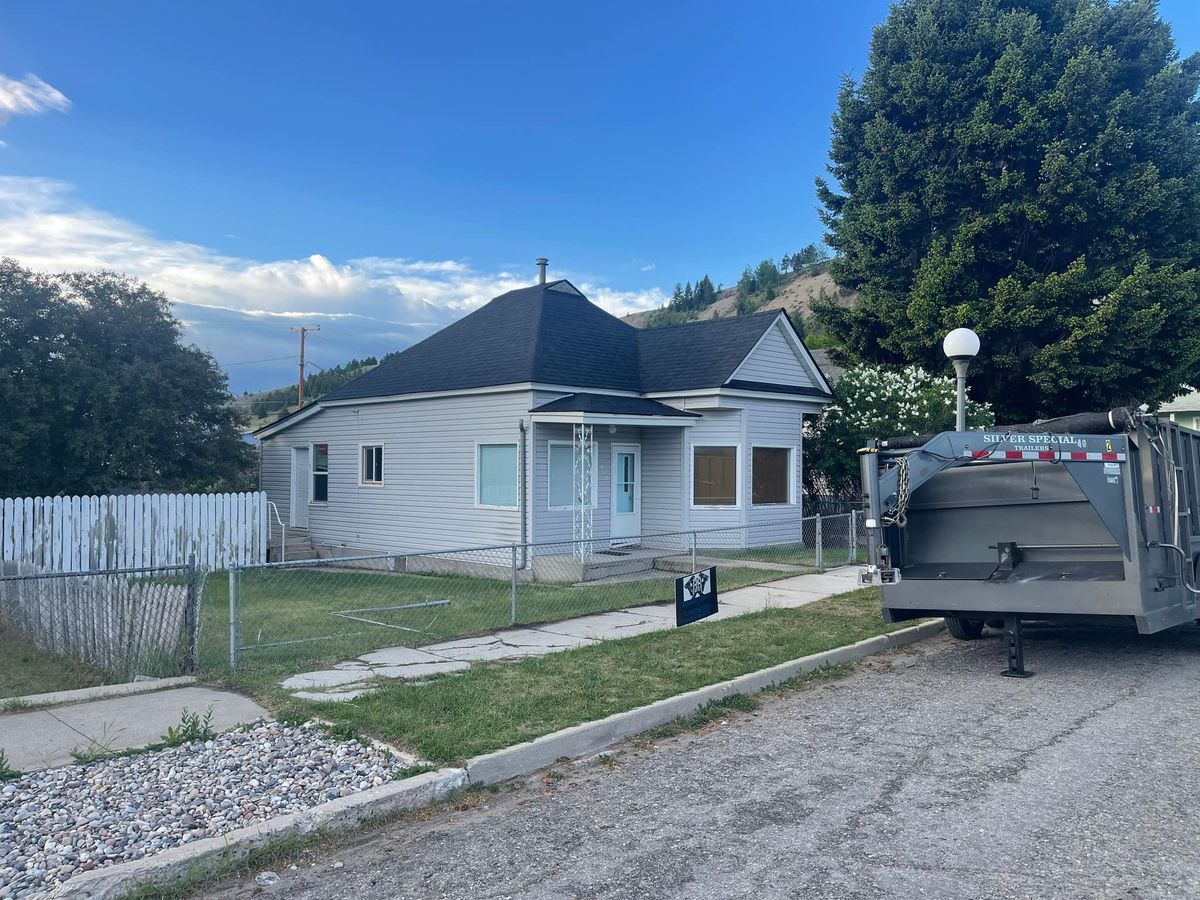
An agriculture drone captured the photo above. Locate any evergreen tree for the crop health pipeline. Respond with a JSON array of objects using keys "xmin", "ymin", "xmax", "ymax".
[{"xmin": 815, "ymin": 0, "xmax": 1200, "ymax": 421}]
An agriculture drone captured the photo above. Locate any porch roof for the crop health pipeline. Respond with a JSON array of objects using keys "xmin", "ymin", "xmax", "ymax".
[{"xmin": 529, "ymin": 392, "xmax": 700, "ymax": 427}]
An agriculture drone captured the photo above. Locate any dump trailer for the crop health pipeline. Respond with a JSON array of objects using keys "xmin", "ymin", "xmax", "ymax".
[{"xmin": 858, "ymin": 409, "xmax": 1200, "ymax": 674}]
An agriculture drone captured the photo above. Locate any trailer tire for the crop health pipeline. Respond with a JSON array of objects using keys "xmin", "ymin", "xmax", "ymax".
[{"xmin": 945, "ymin": 616, "xmax": 985, "ymax": 640}]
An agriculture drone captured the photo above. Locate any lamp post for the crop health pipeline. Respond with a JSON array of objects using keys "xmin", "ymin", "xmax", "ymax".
[{"xmin": 942, "ymin": 327, "xmax": 980, "ymax": 432}]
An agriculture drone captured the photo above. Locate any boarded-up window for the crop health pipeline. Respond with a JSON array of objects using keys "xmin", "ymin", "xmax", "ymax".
[
  {"xmin": 693, "ymin": 446, "xmax": 737, "ymax": 506},
  {"xmin": 312, "ymin": 443, "xmax": 329, "ymax": 502},
  {"xmin": 752, "ymin": 447, "xmax": 791, "ymax": 505}
]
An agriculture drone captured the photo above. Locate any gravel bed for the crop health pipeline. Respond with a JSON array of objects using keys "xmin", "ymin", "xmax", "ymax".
[{"xmin": 0, "ymin": 721, "xmax": 404, "ymax": 898}]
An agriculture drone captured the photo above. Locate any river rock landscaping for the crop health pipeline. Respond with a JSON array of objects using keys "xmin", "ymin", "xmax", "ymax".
[{"xmin": 0, "ymin": 721, "xmax": 406, "ymax": 898}]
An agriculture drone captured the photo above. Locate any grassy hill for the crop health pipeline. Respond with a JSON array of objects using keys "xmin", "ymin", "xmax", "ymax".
[
  {"xmin": 623, "ymin": 264, "xmax": 858, "ymax": 331},
  {"xmin": 235, "ymin": 357, "xmax": 381, "ymax": 430}
]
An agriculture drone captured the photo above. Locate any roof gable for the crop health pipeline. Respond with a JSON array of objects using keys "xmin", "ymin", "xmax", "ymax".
[
  {"xmin": 635, "ymin": 313, "xmax": 778, "ymax": 393},
  {"xmin": 729, "ymin": 316, "xmax": 830, "ymax": 393}
]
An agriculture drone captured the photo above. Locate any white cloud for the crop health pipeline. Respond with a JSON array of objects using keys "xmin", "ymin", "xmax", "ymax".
[
  {"xmin": 640, "ymin": 262, "xmax": 656, "ymax": 272},
  {"xmin": 0, "ymin": 74, "xmax": 70, "ymax": 124},
  {"xmin": 0, "ymin": 140, "xmax": 7, "ymax": 149},
  {"xmin": 0, "ymin": 176, "xmax": 665, "ymax": 389}
]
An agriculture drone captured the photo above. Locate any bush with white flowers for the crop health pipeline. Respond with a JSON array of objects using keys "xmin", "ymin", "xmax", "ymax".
[{"xmin": 804, "ymin": 364, "xmax": 994, "ymax": 498}]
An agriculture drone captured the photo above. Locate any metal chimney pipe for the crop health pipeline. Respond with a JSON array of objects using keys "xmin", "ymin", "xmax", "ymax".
[{"xmin": 535, "ymin": 257, "xmax": 549, "ymax": 284}]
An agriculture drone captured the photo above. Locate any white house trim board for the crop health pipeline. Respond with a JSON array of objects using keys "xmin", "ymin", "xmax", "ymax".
[
  {"xmin": 644, "ymin": 388, "xmax": 827, "ymax": 411},
  {"xmin": 529, "ymin": 413, "xmax": 697, "ymax": 428},
  {"xmin": 255, "ymin": 404, "xmax": 324, "ymax": 440}
]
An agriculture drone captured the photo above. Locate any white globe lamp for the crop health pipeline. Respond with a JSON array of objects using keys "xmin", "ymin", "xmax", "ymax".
[{"xmin": 943, "ymin": 328, "xmax": 980, "ymax": 431}]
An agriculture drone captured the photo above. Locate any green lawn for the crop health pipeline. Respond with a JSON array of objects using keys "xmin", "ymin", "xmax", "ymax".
[
  {"xmin": 199, "ymin": 563, "xmax": 798, "ymax": 696},
  {"xmin": 296, "ymin": 587, "xmax": 899, "ymax": 764},
  {"xmin": 701, "ymin": 542, "xmax": 864, "ymax": 568},
  {"xmin": 0, "ymin": 630, "xmax": 108, "ymax": 699}
]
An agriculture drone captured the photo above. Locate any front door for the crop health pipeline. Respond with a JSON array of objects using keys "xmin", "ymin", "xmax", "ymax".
[
  {"xmin": 290, "ymin": 446, "xmax": 310, "ymax": 528},
  {"xmin": 611, "ymin": 444, "xmax": 641, "ymax": 543}
]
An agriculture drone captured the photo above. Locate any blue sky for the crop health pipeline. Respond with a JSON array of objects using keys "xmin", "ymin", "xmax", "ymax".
[{"xmin": 1, "ymin": 0, "xmax": 1198, "ymax": 393}]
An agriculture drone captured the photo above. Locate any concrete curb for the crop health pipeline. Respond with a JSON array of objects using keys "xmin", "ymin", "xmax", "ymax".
[
  {"xmin": 45, "ymin": 767, "xmax": 468, "ymax": 899},
  {"xmin": 465, "ymin": 619, "xmax": 945, "ymax": 785},
  {"xmin": 1, "ymin": 676, "xmax": 198, "ymax": 711},
  {"xmin": 38, "ymin": 618, "xmax": 942, "ymax": 898}
]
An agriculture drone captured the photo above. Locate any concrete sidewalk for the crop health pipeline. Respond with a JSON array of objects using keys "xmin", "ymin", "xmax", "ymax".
[
  {"xmin": 283, "ymin": 566, "xmax": 862, "ymax": 701},
  {"xmin": 0, "ymin": 686, "xmax": 268, "ymax": 771}
]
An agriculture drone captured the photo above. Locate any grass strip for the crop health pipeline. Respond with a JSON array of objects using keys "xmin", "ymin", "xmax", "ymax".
[
  {"xmin": 0, "ymin": 630, "xmax": 107, "ymax": 699},
  {"xmin": 295, "ymin": 587, "xmax": 898, "ymax": 764}
]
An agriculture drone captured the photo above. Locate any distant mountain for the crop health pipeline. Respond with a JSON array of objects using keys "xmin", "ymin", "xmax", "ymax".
[{"xmin": 623, "ymin": 264, "xmax": 858, "ymax": 330}]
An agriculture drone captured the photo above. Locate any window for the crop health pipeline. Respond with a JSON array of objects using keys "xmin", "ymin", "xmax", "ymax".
[
  {"xmin": 311, "ymin": 443, "xmax": 329, "ymax": 502},
  {"xmin": 360, "ymin": 444, "xmax": 384, "ymax": 485},
  {"xmin": 477, "ymin": 443, "xmax": 518, "ymax": 508},
  {"xmin": 548, "ymin": 441, "xmax": 597, "ymax": 509},
  {"xmin": 693, "ymin": 445, "xmax": 738, "ymax": 506},
  {"xmin": 752, "ymin": 446, "xmax": 793, "ymax": 505}
]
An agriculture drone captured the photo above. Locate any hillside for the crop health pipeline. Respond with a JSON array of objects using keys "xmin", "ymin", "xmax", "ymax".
[
  {"xmin": 236, "ymin": 357, "xmax": 381, "ymax": 429},
  {"xmin": 623, "ymin": 265, "xmax": 857, "ymax": 329}
]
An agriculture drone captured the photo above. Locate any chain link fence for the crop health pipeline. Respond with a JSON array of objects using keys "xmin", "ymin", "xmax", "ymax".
[
  {"xmin": 216, "ymin": 513, "xmax": 865, "ymax": 674},
  {"xmin": 0, "ymin": 560, "xmax": 205, "ymax": 686}
]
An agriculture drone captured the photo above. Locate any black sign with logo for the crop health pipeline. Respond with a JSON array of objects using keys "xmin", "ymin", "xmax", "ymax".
[{"xmin": 676, "ymin": 566, "xmax": 718, "ymax": 626}]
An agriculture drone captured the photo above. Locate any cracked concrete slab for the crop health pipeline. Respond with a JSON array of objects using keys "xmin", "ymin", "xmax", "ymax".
[
  {"xmin": 281, "ymin": 669, "xmax": 373, "ymax": 690},
  {"xmin": 283, "ymin": 566, "xmax": 865, "ymax": 698},
  {"xmin": 358, "ymin": 646, "xmax": 451, "ymax": 667}
]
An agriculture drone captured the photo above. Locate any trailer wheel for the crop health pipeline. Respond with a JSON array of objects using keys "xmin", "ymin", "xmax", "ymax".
[{"xmin": 945, "ymin": 616, "xmax": 985, "ymax": 640}]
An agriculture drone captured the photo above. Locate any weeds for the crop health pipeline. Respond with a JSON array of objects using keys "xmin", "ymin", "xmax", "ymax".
[
  {"xmin": 0, "ymin": 748, "xmax": 20, "ymax": 781},
  {"xmin": 160, "ymin": 706, "xmax": 216, "ymax": 747}
]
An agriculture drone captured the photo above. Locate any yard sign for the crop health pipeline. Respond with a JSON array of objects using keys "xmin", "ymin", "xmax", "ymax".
[{"xmin": 675, "ymin": 567, "xmax": 718, "ymax": 626}]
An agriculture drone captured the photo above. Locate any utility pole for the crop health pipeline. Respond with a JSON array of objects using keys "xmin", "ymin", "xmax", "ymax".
[{"xmin": 289, "ymin": 325, "xmax": 320, "ymax": 407}]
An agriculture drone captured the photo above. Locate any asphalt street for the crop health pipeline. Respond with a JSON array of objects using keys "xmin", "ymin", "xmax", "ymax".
[{"xmin": 204, "ymin": 622, "xmax": 1200, "ymax": 899}]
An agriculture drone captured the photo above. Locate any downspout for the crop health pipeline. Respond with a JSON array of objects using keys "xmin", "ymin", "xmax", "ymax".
[{"xmin": 518, "ymin": 418, "xmax": 529, "ymax": 569}]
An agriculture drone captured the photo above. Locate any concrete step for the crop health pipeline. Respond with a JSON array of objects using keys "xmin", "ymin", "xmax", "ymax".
[{"xmin": 580, "ymin": 554, "xmax": 656, "ymax": 582}]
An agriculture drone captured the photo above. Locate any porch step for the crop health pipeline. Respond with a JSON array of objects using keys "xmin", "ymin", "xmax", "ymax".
[
  {"xmin": 270, "ymin": 526, "xmax": 317, "ymax": 563},
  {"xmin": 580, "ymin": 554, "xmax": 657, "ymax": 581}
]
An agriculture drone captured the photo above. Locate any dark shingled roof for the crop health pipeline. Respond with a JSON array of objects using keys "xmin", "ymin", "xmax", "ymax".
[
  {"xmin": 320, "ymin": 281, "xmax": 641, "ymax": 403},
  {"xmin": 635, "ymin": 314, "xmax": 779, "ymax": 392},
  {"xmin": 530, "ymin": 393, "xmax": 700, "ymax": 417},
  {"xmin": 311, "ymin": 280, "xmax": 824, "ymax": 408}
]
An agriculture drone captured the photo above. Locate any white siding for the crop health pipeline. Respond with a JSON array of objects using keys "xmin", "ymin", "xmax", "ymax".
[
  {"xmin": 259, "ymin": 391, "xmax": 534, "ymax": 554},
  {"xmin": 732, "ymin": 319, "xmax": 818, "ymax": 388},
  {"xmin": 741, "ymin": 396, "xmax": 805, "ymax": 527},
  {"xmin": 641, "ymin": 427, "xmax": 684, "ymax": 535}
]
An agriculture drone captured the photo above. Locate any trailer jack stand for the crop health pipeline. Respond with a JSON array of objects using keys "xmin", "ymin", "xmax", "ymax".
[{"xmin": 1001, "ymin": 613, "xmax": 1033, "ymax": 678}]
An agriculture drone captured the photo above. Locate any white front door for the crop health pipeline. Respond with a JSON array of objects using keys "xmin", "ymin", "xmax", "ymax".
[
  {"xmin": 290, "ymin": 446, "xmax": 310, "ymax": 528},
  {"xmin": 611, "ymin": 444, "xmax": 641, "ymax": 542}
]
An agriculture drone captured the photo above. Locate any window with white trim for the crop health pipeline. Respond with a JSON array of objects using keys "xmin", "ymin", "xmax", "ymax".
[
  {"xmin": 360, "ymin": 444, "xmax": 384, "ymax": 485},
  {"xmin": 547, "ymin": 441, "xmax": 597, "ymax": 509},
  {"xmin": 752, "ymin": 446, "xmax": 793, "ymax": 505},
  {"xmin": 311, "ymin": 443, "xmax": 329, "ymax": 502},
  {"xmin": 477, "ymin": 443, "xmax": 518, "ymax": 508},
  {"xmin": 693, "ymin": 445, "xmax": 738, "ymax": 506}
]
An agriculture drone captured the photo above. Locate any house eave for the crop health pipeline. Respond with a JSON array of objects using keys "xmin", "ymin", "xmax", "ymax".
[{"xmin": 529, "ymin": 412, "xmax": 698, "ymax": 427}]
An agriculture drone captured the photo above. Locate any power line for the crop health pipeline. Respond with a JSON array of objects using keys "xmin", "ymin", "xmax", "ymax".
[{"xmin": 223, "ymin": 354, "xmax": 298, "ymax": 367}]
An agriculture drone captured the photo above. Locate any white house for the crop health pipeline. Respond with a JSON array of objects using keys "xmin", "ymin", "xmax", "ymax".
[{"xmin": 255, "ymin": 270, "xmax": 833, "ymax": 562}]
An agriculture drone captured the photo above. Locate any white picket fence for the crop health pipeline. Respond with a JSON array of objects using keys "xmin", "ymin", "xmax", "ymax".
[{"xmin": 0, "ymin": 491, "xmax": 267, "ymax": 573}]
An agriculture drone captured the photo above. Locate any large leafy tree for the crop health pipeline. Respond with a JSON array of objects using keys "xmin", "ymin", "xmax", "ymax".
[
  {"xmin": 815, "ymin": 0, "xmax": 1200, "ymax": 421},
  {"xmin": 0, "ymin": 259, "xmax": 256, "ymax": 496}
]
